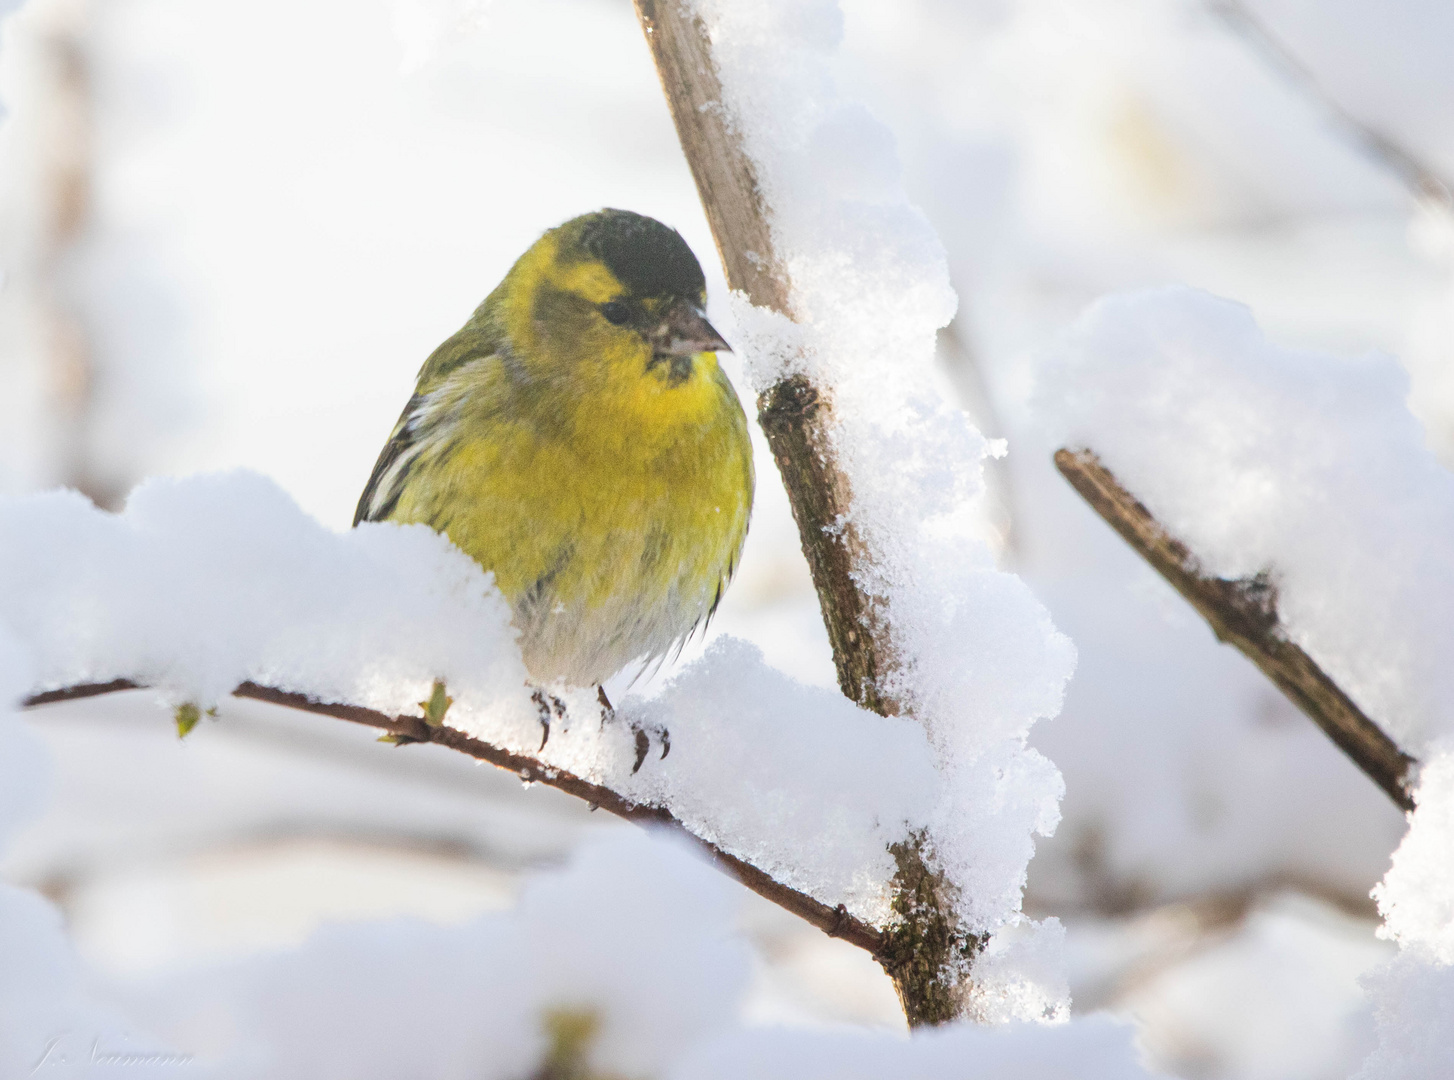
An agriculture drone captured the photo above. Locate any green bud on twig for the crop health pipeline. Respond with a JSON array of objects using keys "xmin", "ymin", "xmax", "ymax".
[{"xmin": 419, "ymin": 678, "xmax": 453, "ymax": 727}]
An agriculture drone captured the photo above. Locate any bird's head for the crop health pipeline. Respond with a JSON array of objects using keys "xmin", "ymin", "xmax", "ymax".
[{"xmin": 500, "ymin": 209, "xmax": 730, "ymax": 389}]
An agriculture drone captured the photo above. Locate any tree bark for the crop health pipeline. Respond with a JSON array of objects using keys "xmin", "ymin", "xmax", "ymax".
[
  {"xmin": 633, "ymin": 0, "xmax": 978, "ymax": 1023},
  {"xmin": 1055, "ymin": 447, "xmax": 1417, "ymax": 812}
]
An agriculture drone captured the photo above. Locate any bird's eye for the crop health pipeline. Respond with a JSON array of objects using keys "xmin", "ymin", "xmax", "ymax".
[{"xmin": 600, "ymin": 301, "xmax": 631, "ymax": 325}]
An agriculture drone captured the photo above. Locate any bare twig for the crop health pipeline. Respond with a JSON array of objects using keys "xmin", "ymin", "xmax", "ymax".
[
  {"xmin": 1206, "ymin": 0, "xmax": 1453, "ymax": 209},
  {"xmin": 633, "ymin": 0, "xmax": 980, "ymax": 1023},
  {"xmin": 22, "ymin": 678, "xmax": 886, "ymax": 957},
  {"xmin": 1055, "ymin": 448, "xmax": 1416, "ymax": 811}
]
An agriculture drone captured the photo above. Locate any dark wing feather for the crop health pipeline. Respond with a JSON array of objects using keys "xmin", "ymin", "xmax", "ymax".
[{"xmin": 354, "ymin": 394, "xmax": 424, "ymax": 525}]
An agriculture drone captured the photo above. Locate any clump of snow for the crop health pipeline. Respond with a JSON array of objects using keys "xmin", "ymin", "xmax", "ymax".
[
  {"xmin": 1375, "ymin": 747, "xmax": 1454, "ymax": 960},
  {"xmin": 1355, "ymin": 748, "xmax": 1454, "ymax": 1078},
  {"xmin": 669, "ymin": 1014, "xmax": 1161, "ymax": 1080},
  {"xmin": 614, "ymin": 637, "xmax": 940, "ymax": 923},
  {"xmin": 1354, "ymin": 949, "xmax": 1454, "ymax": 1080},
  {"xmin": 963, "ymin": 915, "xmax": 1071, "ymax": 1025},
  {"xmin": 1038, "ymin": 285, "xmax": 1454, "ymax": 756},
  {"xmin": 692, "ymin": 0, "xmax": 1076, "ymax": 962},
  {"xmin": 513, "ymin": 637, "xmax": 944, "ymax": 925},
  {"xmin": 0, "ymin": 470, "xmax": 532, "ymax": 721}
]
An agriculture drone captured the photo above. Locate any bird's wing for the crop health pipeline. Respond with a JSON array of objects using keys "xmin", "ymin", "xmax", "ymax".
[
  {"xmin": 353, "ymin": 393, "xmax": 427, "ymax": 525},
  {"xmin": 353, "ymin": 329, "xmax": 502, "ymax": 526}
]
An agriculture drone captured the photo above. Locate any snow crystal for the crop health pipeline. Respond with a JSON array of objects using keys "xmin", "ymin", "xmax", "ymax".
[
  {"xmin": 1038, "ymin": 285, "xmax": 1454, "ymax": 754},
  {"xmin": 670, "ymin": 1014, "xmax": 1161, "ymax": 1080},
  {"xmin": 691, "ymin": 0, "xmax": 1076, "ymax": 944}
]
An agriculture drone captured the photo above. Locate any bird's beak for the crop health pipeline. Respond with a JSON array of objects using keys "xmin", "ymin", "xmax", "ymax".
[{"xmin": 656, "ymin": 299, "xmax": 731, "ymax": 356}]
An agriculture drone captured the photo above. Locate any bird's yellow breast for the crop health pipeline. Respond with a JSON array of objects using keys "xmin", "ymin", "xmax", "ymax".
[{"xmin": 387, "ymin": 345, "xmax": 753, "ymax": 684}]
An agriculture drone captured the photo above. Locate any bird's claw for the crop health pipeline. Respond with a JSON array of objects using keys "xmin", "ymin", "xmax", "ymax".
[
  {"xmin": 531, "ymin": 687, "xmax": 566, "ymax": 750},
  {"xmin": 594, "ymin": 686, "xmax": 668, "ymax": 774},
  {"xmin": 629, "ymin": 721, "xmax": 671, "ymax": 774},
  {"xmin": 631, "ymin": 726, "xmax": 650, "ymax": 774}
]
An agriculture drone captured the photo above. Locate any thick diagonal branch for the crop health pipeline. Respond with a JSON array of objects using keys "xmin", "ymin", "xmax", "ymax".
[
  {"xmin": 23, "ymin": 678, "xmax": 885, "ymax": 956},
  {"xmin": 1055, "ymin": 447, "xmax": 1416, "ymax": 811},
  {"xmin": 633, "ymin": 0, "xmax": 976, "ymax": 1024}
]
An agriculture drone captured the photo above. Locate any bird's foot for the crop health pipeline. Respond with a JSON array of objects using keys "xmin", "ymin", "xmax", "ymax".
[
  {"xmin": 530, "ymin": 687, "xmax": 567, "ymax": 750},
  {"xmin": 595, "ymin": 686, "xmax": 669, "ymax": 774}
]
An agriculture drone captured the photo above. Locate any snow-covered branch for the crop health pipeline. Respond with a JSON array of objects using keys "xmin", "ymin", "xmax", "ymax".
[
  {"xmin": 23, "ymin": 674, "xmax": 887, "ymax": 955},
  {"xmin": 1055, "ymin": 447, "xmax": 1416, "ymax": 811},
  {"xmin": 636, "ymin": 0, "xmax": 989, "ymax": 1025}
]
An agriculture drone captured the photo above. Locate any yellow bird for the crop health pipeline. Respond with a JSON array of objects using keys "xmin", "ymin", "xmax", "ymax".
[{"xmin": 356, "ymin": 209, "xmax": 754, "ymax": 707}]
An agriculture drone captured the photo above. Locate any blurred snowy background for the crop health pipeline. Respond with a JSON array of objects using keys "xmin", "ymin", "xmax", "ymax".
[{"xmin": 2, "ymin": 0, "xmax": 1450, "ymax": 1076}]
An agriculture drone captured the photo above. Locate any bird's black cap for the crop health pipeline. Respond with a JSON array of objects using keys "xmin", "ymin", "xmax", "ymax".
[{"xmin": 572, "ymin": 209, "xmax": 706, "ymax": 300}]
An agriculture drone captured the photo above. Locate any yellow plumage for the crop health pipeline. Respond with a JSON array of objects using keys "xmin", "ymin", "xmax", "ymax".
[{"xmin": 356, "ymin": 210, "xmax": 754, "ymax": 687}]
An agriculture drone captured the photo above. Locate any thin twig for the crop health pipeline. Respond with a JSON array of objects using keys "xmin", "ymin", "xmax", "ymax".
[
  {"xmin": 22, "ymin": 678, "xmax": 886, "ymax": 957},
  {"xmin": 1055, "ymin": 448, "xmax": 1416, "ymax": 811},
  {"xmin": 1206, "ymin": 0, "xmax": 1453, "ymax": 209}
]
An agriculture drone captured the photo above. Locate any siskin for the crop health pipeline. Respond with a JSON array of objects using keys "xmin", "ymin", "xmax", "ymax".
[{"xmin": 356, "ymin": 209, "xmax": 754, "ymax": 695}]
